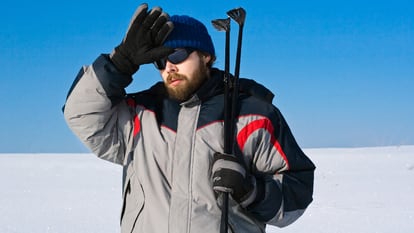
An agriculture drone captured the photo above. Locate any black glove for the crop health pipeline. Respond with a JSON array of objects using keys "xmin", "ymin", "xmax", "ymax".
[
  {"xmin": 212, "ymin": 152, "xmax": 257, "ymax": 208},
  {"xmin": 110, "ymin": 4, "xmax": 174, "ymax": 75}
]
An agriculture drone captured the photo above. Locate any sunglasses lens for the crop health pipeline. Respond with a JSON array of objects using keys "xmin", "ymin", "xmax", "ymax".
[
  {"xmin": 154, "ymin": 59, "xmax": 167, "ymax": 70},
  {"xmin": 154, "ymin": 48, "xmax": 195, "ymax": 70},
  {"xmin": 168, "ymin": 49, "xmax": 191, "ymax": 64}
]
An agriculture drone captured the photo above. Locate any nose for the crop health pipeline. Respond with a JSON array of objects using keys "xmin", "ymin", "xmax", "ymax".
[{"xmin": 165, "ymin": 61, "xmax": 178, "ymax": 73}]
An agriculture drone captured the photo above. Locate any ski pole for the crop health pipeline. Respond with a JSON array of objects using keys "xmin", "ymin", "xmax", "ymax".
[
  {"xmin": 227, "ymin": 7, "xmax": 246, "ymax": 133},
  {"xmin": 212, "ymin": 18, "xmax": 231, "ymax": 153},
  {"xmin": 212, "ymin": 17, "xmax": 231, "ymax": 233},
  {"xmin": 212, "ymin": 7, "xmax": 246, "ymax": 233}
]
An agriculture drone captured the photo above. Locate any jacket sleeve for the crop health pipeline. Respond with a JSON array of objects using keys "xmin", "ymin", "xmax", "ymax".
[
  {"xmin": 238, "ymin": 107, "xmax": 315, "ymax": 227},
  {"xmin": 63, "ymin": 54, "xmax": 134, "ymax": 165}
]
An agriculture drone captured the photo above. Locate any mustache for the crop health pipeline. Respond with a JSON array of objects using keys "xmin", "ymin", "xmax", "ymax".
[{"xmin": 166, "ymin": 73, "xmax": 187, "ymax": 84}]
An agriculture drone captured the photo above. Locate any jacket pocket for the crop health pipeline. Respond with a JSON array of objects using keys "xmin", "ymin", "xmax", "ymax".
[{"xmin": 120, "ymin": 166, "xmax": 144, "ymax": 233}]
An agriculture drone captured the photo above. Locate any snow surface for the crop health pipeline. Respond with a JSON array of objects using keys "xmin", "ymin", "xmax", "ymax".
[{"xmin": 1, "ymin": 146, "xmax": 413, "ymax": 233}]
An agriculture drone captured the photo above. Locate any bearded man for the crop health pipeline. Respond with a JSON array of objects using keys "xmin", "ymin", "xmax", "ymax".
[{"xmin": 63, "ymin": 4, "xmax": 315, "ymax": 233}]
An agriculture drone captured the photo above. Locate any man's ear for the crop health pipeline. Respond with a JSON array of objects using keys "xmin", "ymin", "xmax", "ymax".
[{"xmin": 202, "ymin": 54, "xmax": 212, "ymax": 65}]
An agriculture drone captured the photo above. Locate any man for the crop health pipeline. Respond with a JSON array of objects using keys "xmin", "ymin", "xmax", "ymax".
[{"xmin": 64, "ymin": 4, "xmax": 315, "ymax": 233}]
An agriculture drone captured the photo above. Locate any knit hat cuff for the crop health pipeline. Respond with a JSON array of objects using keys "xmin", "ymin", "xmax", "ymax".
[{"xmin": 164, "ymin": 15, "xmax": 215, "ymax": 56}]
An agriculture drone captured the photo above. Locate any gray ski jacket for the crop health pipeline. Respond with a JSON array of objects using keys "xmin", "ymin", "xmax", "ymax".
[{"xmin": 64, "ymin": 55, "xmax": 315, "ymax": 233}]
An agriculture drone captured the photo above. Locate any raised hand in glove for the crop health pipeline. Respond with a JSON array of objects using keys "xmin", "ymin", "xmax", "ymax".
[
  {"xmin": 110, "ymin": 3, "xmax": 174, "ymax": 75},
  {"xmin": 212, "ymin": 152, "xmax": 257, "ymax": 208}
]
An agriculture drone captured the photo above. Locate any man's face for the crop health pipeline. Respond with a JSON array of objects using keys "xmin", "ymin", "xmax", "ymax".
[{"xmin": 159, "ymin": 50, "xmax": 211, "ymax": 101}]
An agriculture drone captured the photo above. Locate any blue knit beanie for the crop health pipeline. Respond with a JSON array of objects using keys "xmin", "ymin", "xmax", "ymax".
[{"xmin": 164, "ymin": 15, "xmax": 215, "ymax": 56}]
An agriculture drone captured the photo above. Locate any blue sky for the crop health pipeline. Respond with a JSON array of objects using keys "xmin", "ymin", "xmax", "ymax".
[{"xmin": 1, "ymin": 0, "xmax": 413, "ymax": 152}]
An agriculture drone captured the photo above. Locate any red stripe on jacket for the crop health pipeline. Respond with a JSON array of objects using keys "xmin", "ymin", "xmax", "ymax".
[
  {"xmin": 237, "ymin": 118, "xmax": 290, "ymax": 170},
  {"xmin": 126, "ymin": 98, "xmax": 141, "ymax": 137}
]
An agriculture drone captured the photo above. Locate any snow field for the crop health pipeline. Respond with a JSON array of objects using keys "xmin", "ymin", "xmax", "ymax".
[{"xmin": 1, "ymin": 146, "xmax": 413, "ymax": 233}]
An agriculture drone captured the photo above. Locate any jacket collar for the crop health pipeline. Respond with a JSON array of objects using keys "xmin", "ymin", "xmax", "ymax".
[
  {"xmin": 178, "ymin": 68, "xmax": 223, "ymax": 106},
  {"xmin": 193, "ymin": 68, "xmax": 224, "ymax": 101}
]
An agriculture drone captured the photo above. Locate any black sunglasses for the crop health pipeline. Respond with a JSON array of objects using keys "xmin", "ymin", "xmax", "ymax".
[{"xmin": 154, "ymin": 48, "xmax": 196, "ymax": 70}]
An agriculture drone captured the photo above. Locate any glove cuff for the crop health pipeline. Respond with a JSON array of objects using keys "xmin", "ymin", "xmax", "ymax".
[
  {"xmin": 110, "ymin": 48, "xmax": 139, "ymax": 75},
  {"xmin": 239, "ymin": 176, "xmax": 257, "ymax": 208}
]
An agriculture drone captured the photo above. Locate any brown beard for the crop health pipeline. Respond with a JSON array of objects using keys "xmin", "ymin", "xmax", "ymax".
[{"xmin": 164, "ymin": 60, "xmax": 209, "ymax": 101}]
